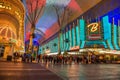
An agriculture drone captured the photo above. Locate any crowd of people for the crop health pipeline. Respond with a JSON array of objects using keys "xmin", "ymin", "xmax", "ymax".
[
  {"xmin": 41, "ymin": 54, "xmax": 120, "ymax": 64},
  {"xmin": 13, "ymin": 52, "xmax": 35, "ymax": 63},
  {"xmin": 12, "ymin": 52, "xmax": 120, "ymax": 64}
]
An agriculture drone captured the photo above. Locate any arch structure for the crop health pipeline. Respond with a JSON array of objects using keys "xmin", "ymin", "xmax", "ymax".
[{"xmin": 0, "ymin": 0, "xmax": 25, "ymax": 58}]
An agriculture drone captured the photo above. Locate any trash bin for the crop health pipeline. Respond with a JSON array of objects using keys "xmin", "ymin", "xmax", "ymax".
[{"xmin": 7, "ymin": 55, "xmax": 12, "ymax": 61}]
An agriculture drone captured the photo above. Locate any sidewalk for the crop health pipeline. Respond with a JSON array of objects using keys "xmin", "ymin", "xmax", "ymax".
[
  {"xmin": 0, "ymin": 61, "xmax": 64, "ymax": 80},
  {"xmin": 0, "ymin": 57, "xmax": 24, "ymax": 63},
  {"xmin": 0, "ymin": 57, "xmax": 6, "ymax": 62}
]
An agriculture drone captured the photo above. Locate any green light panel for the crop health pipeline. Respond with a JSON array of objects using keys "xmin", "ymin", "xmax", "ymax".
[
  {"xmin": 68, "ymin": 29, "xmax": 71, "ymax": 49},
  {"xmin": 60, "ymin": 33, "xmax": 64, "ymax": 52},
  {"xmin": 63, "ymin": 32, "xmax": 65, "ymax": 51},
  {"xmin": 72, "ymin": 28, "xmax": 74, "ymax": 47},
  {"xmin": 102, "ymin": 16, "xmax": 114, "ymax": 49},
  {"xmin": 66, "ymin": 30, "xmax": 69, "ymax": 50},
  {"xmin": 118, "ymin": 26, "xmax": 120, "ymax": 47},
  {"xmin": 79, "ymin": 19, "xmax": 85, "ymax": 48},
  {"xmin": 113, "ymin": 25, "xmax": 119, "ymax": 49},
  {"xmin": 76, "ymin": 26, "xmax": 79, "ymax": 46}
]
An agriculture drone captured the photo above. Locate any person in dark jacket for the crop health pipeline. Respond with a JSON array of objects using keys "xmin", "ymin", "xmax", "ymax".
[{"xmin": 37, "ymin": 54, "xmax": 41, "ymax": 63}]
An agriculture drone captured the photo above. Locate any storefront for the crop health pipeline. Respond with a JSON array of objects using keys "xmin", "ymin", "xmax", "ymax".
[{"xmin": 0, "ymin": 0, "xmax": 25, "ymax": 59}]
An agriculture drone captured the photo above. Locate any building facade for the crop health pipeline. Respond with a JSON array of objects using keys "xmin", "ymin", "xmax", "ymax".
[
  {"xmin": 39, "ymin": 0, "xmax": 120, "ymax": 55},
  {"xmin": 0, "ymin": 0, "xmax": 25, "ymax": 58}
]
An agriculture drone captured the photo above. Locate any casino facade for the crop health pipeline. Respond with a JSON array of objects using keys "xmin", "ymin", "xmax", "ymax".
[
  {"xmin": 39, "ymin": 0, "xmax": 120, "ymax": 55},
  {"xmin": 0, "ymin": 0, "xmax": 25, "ymax": 58}
]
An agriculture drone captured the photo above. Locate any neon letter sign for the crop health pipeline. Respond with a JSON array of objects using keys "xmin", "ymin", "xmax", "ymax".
[{"xmin": 87, "ymin": 23, "xmax": 99, "ymax": 32}]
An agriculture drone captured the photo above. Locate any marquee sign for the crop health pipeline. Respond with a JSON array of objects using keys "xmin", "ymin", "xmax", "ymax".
[
  {"xmin": 87, "ymin": 22, "xmax": 101, "ymax": 40},
  {"xmin": 70, "ymin": 46, "xmax": 80, "ymax": 51},
  {"xmin": 45, "ymin": 49, "xmax": 51, "ymax": 53}
]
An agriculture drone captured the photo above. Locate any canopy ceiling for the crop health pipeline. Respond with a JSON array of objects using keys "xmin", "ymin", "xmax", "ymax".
[{"xmin": 23, "ymin": 0, "xmax": 102, "ymax": 43}]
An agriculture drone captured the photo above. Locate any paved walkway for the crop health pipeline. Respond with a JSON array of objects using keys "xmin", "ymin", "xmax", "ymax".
[
  {"xmin": 1, "ymin": 61, "xmax": 120, "ymax": 80},
  {"xmin": 43, "ymin": 63, "xmax": 120, "ymax": 80},
  {"xmin": 0, "ymin": 62, "xmax": 63, "ymax": 80}
]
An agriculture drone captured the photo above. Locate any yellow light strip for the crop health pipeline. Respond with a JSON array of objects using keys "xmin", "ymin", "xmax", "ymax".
[
  {"xmin": 10, "ymin": 27, "xmax": 13, "ymax": 39},
  {"xmin": 8, "ymin": 26, "xmax": 17, "ymax": 39},
  {"xmin": 13, "ymin": 30, "xmax": 17, "ymax": 39},
  {"xmin": 0, "ymin": 5, "xmax": 2, "ymax": 8},
  {"xmin": 0, "ymin": 25, "xmax": 17, "ymax": 39},
  {"xmin": 13, "ymin": 29, "xmax": 17, "ymax": 39},
  {"xmin": 0, "ymin": 26, "xmax": 6, "ymax": 34},
  {"xmin": 2, "ymin": 6, "xmax": 5, "ymax": 8},
  {"xmin": 5, "ymin": 26, "xmax": 8, "ymax": 38}
]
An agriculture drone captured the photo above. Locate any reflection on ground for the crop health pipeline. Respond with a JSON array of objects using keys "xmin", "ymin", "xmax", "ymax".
[
  {"xmin": 0, "ymin": 62, "xmax": 63, "ymax": 80},
  {"xmin": 43, "ymin": 63, "xmax": 120, "ymax": 80}
]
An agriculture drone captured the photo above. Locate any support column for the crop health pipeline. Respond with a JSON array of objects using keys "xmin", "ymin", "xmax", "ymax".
[{"xmin": 29, "ymin": 24, "xmax": 35, "ymax": 52}]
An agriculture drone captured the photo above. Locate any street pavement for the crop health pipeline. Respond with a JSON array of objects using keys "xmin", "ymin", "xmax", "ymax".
[
  {"xmin": 0, "ymin": 62, "xmax": 63, "ymax": 80},
  {"xmin": 0, "ymin": 62, "xmax": 120, "ymax": 80},
  {"xmin": 44, "ymin": 63, "xmax": 120, "ymax": 80}
]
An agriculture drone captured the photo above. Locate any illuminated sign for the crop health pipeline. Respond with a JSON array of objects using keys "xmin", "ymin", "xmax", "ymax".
[
  {"xmin": 70, "ymin": 46, "xmax": 80, "ymax": 51},
  {"xmin": 87, "ymin": 22, "xmax": 101, "ymax": 40},
  {"xmin": 45, "ymin": 49, "xmax": 51, "ymax": 53},
  {"xmin": 84, "ymin": 45, "xmax": 104, "ymax": 48},
  {"xmin": 87, "ymin": 23, "xmax": 99, "ymax": 32}
]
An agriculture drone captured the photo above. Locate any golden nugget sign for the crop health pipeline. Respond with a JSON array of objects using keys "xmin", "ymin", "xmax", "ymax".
[{"xmin": 87, "ymin": 22, "xmax": 101, "ymax": 40}]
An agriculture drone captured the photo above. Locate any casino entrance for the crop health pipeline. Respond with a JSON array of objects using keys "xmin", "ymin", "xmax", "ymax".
[
  {"xmin": 0, "ymin": 0, "xmax": 25, "ymax": 59},
  {"xmin": 0, "ymin": 45, "xmax": 5, "ymax": 57}
]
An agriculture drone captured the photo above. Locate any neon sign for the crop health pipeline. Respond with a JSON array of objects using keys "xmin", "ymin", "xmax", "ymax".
[
  {"xmin": 87, "ymin": 23, "xmax": 99, "ymax": 32},
  {"xmin": 87, "ymin": 22, "xmax": 101, "ymax": 40}
]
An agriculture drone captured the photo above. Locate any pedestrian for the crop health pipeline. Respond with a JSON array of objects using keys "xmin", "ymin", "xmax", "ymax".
[
  {"xmin": 37, "ymin": 54, "xmax": 40, "ymax": 63},
  {"xmin": 13, "ymin": 52, "xmax": 17, "ymax": 63}
]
